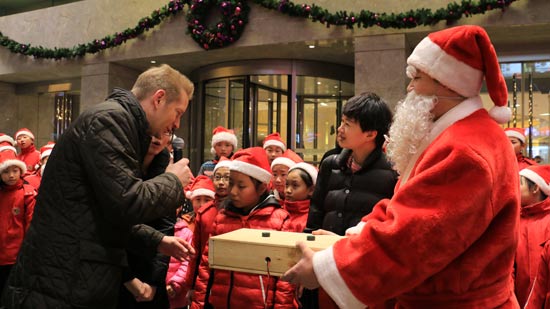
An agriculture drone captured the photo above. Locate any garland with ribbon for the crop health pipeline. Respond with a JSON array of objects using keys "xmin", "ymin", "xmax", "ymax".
[{"xmin": 0, "ymin": 0, "xmax": 517, "ymax": 59}]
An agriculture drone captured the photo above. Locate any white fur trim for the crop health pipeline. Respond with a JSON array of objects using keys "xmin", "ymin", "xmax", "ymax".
[
  {"xmin": 0, "ymin": 135, "xmax": 15, "ymax": 146},
  {"xmin": 0, "ymin": 146, "xmax": 17, "ymax": 154},
  {"xmin": 407, "ymin": 37, "xmax": 483, "ymax": 98},
  {"xmin": 230, "ymin": 160, "xmax": 272, "ymax": 184},
  {"xmin": 188, "ymin": 188, "xmax": 216, "ymax": 200},
  {"xmin": 263, "ymin": 140, "xmax": 286, "ymax": 152},
  {"xmin": 345, "ymin": 221, "xmax": 366, "ymax": 236},
  {"xmin": 520, "ymin": 169, "xmax": 550, "ymax": 196},
  {"xmin": 271, "ymin": 157, "xmax": 296, "ymax": 169},
  {"xmin": 213, "ymin": 160, "xmax": 232, "ymax": 173},
  {"xmin": 313, "ymin": 246, "xmax": 366, "ymax": 309},
  {"xmin": 15, "ymin": 130, "xmax": 34, "ymax": 140},
  {"xmin": 289, "ymin": 162, "xmax": 318, "ymax": 186},
  {"xmin": 41, "ymin": 149, "xmax": 53, "ymax": 160},
  {"xmin": 489, "ymin": 106, "xmax": 512, "ymax": 124},
  {"xmin": 505, "ymin": 128, "xmax": 526, "ymax": 144},
  {"xmin": 0, "ymin": 159, "xmax": 27, "ymax": 175}
]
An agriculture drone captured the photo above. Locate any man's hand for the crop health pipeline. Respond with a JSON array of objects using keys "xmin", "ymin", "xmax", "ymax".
[
  {"xmin": 281, "ymin": 241, "xmax": 320, "ymax": 289},
  {"xmin": 135, "ymin": 283, "xmax": 156, "ymax": 302},
  {"xmin": 158, "ymin": 235, "xmax": 195, "ymax": 261},
  {"xmin": 165, "ymin": 158, "xmax": 192, "ymax": 187}
]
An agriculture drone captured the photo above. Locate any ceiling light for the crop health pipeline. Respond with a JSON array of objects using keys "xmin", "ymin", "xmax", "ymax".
[
  {"xmin": 309, "ymin": 45, "xmax": 315, "ymax": 49},
  {"xmin": 150, "ymin": 60, "xmax": 157, "ymax": 64}
]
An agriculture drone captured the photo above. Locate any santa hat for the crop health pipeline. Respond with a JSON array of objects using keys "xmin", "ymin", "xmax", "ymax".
[
  {"xmin": 15, "ymin": 128, "xmax": 35, "ymax": 140},
  {"xmin": 271, "ymin": 149, "xmax": 303, "ymax": 170},
  {"xmin": 0, "ymin": 133, "xmax": 15, "ymax": 147},
  {"xmin": 213, "ymin": 156, "xmax": 232, "ymax": 174},
  {"xmin": 40, "ymin": 141, "xmax": 56, "ymax": 160},
  {"xmin": 263, "ymin": 133, "xmax": 286, "ymax": 152},
  {"xmin": 0, "ymin": 147, "xmax": 26, "ymax": 175},
  {"xmin": 407, "ymin": 25, "xmax": 510, "ymax": 123},
  {"xmin": 185, "ymin": 175, "xmax": 216, "ymax": 200},
  {"xmin": 289, "ymin": 162, "xmax": 319, "ymax": 186},
  {"xmin": 504, "ymin": 128, "xmax": 526, "ymax": 144},
  {"xmin": 211, "ymin": 126, "xmax": 238, "ymax": 155},
  {"xmin": 230, "ymin": 147, "xmax": 272, "ymax": 184},
  {"xmin": 520, "ymin": 165, "xmax": 550, "ymax": 196}
]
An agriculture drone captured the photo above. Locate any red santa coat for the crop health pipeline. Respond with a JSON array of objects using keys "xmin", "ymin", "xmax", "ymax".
[
  {"xmin": 515, "ymin": 198, "xmax": 550, "ymax": 307},
  {"xmin": 525, "ymin": 240, "xmax": 550, "ymax": 308},
  {"xmin": 17, "ymin": 144, "xmax": 40, "ymax": 174},
  {"xmin": 282, "ymin": 199, "xmax": 310, "ymax": 232},
  {"xmin": 313, "ymin": 98, "xmax": 520, "ymax": 308},
  {"xmin": 0, "ymin": 179, "xmax": 37, "ymax": 265}
]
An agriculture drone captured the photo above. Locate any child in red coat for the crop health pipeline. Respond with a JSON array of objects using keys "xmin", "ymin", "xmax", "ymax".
[
  {"xmin": 166, "ymin": 175, "xmax": 215, "ymax": 308},
  {"xmin": 186, "ymin": 157, "xmax": 231, "ymax": 307},
  {"xmin": 517, "ymin": 165, "xmax": 550, "ymax": 307},
  {"xmin": 192, "ymin": 147, "xmax": 296, "ymax": 308},
  {"xmin": 284, "ymin": 162, "xmax": 317, "ymax": 233},
  {"xmin": 14, "ymin": 128, "xmax": 40, "ymax": 174},
  {"xmin": 0, "ymin": 148, "xmax": 36, "ymax": 292}
]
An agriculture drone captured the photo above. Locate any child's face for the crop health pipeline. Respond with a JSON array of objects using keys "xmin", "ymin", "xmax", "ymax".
[
  {"xmin": 271, "ymin": 164, "xmax": 289, "ymax": 197},
  {"xmin": 214, "ymin": 141, "xmax": 234, "ymax": 158},
  {"xmin": 148, "ymin": 134, "xmax": 171, "ymax": 156},
  {"xmin": 17, "ymin": 135, "xmax": 33, "ymax": 149},
  {"xmin": 508, "ymin": 137, "xmax": 524, "ymax": 155},
  {"xmin": 191, "ymin": 195, "xmax": 214, "ymax": 212},
  {"xmin": 229, "ymin": 171, "xmax": 265, "ymax": 211},
  {"xmin": 285, "ymin": 169, "xmax": 313, "ymax": 201},
  {"xmin": 1, "ymin": 165, "xmax": 22, "ymax": 186},
  {"xmin": 213, "ymin": 167, "xmax": 230, "ymax": 197},
  {"xmin": 265, "ymin": 146, "xmax": 283, "ymax": 163}
]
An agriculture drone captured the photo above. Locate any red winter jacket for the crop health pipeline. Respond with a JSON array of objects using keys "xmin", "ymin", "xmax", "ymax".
[
  {"xmin": 525, "ymin": 240, "xmax": 550, "ymax": 308},
  {"xmin": 185, "ymin": 199, "xmax": 220, "ymax": 303},
  {"xmin": 192, "ymin": 195, "xmax": 296, "ymax": 309},
  {"xmin": 282, "ymin": 199, "xmax": 310, "ymax": 232},
  {"xmin": 0, "ymin": 179, "xmax": 36, "ymax": 265},
  {"xmin": 17, "ymin": 145, "xmax": 40, "ymax": 174},
  {"xmin": 515, "ymin": 198, "xmax": 550, "ymax": 307}
]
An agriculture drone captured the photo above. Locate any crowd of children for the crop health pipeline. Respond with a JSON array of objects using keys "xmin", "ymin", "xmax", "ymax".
[{"xmin": 6, "ymin": 121, "xmax": 550, "ymax": 308}]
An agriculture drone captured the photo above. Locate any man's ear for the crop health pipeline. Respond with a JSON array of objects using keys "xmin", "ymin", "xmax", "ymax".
[{"xmin": 152, "ymin": 89, "xmax": 166, "ymax": 108}]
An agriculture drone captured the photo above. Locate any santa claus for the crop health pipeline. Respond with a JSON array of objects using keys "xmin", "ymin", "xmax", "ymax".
[{"xmin": 283, "ymin": 25, "xmax": 520, "ymax": 308}]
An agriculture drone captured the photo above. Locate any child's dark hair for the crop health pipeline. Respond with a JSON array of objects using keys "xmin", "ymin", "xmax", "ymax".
[
  {"xmin": 291, "ymin": 168, "xmax": 314, "ymax": 188},
  {"xmin": 342, "ymin": 92, "xmax": 392, "ymax": 148},
  {"xmin": 525, "ymin": 177, "xmax": 548, "ymax": 200}
]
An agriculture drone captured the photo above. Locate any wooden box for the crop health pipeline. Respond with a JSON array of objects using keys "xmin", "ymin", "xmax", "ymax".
[{"xmin": 208, "ymin": 228, "xmax": 344, "ymax": 276}]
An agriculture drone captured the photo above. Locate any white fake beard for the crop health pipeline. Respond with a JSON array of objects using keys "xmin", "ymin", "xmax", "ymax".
[{"xmin": 386, "ymin": 91, "xmax": 437, "ymax": 175}]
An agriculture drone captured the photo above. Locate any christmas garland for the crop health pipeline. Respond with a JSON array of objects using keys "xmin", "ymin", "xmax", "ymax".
[{"xmin": 0, "ymin": 0, "xmax": 517, "ymax": 59}]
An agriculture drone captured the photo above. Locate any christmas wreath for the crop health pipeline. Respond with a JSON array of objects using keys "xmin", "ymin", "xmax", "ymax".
[{"xmin": 187, "ymin": 0, "xmax": 250, "ymax": 50}]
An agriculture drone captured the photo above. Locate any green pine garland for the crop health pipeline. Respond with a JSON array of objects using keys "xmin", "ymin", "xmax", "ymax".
[{"xmin": 0, "ymin": 0, "xmax": 518, "ymax": 59}]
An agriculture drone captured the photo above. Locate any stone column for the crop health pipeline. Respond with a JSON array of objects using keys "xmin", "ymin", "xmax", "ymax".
[
  {"xmin": 0, "ymin": 82, "xmax": 17, "ymax": 134},
  {"xmin": 354, "ymin": 34, "xmax": 409, "ymax": 109},
  {"xmin": 80, "ymin": 62, "xmax": 140, "ymax": 114}
]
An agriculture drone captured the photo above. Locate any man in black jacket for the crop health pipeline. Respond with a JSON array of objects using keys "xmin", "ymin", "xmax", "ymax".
[{"xmin": 2, "ymin": 64, "xmax": 195, "ymax": 308}]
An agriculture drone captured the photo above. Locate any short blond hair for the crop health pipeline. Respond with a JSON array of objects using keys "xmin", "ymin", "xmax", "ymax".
[{"xmin": 132, "ymin": 64, "xmax": 194, "ymax": 103}]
